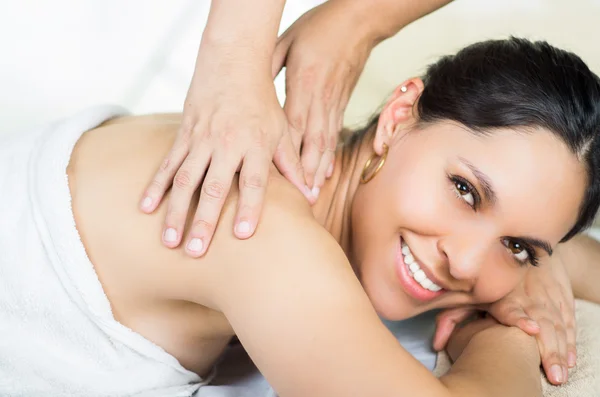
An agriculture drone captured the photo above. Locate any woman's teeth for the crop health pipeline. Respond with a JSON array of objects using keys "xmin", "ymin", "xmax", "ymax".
[{"xmin": 401, "ymin": 242, "xmax": 443, "ymax": 292}]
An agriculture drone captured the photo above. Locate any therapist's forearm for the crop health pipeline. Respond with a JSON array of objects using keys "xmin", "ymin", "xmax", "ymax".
[
  {"xmin": 441, "ymin": 326, "xmax": 542, "ymax": 397},
  {"xmin": 329, "ymin": 0, "xmax": 454, "ymax": 44},
  {"xmin": 201, "ymin": 0, "xmax": 286, "ymax": 67}
]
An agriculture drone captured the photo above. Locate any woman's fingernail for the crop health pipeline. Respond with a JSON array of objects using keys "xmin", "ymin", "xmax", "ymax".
[
  {"xmin": 568, "ymin": 352, "xmax": 576, "ymax": 367},
  {"xmin": 187, "ymin": 238, "xmax": 203, "ymax": 253},
  {"xmin": 312, "ymin": 186, "xmax": 320, "ymax": 200},
  {"xmin": 236, "ymin": 221, "xmax": 252, "ymax": 236},
  {"xmin": 326, "ymin": 163, "xmax": 334, "ymax": 178},
  {"xmin": 550, "ymin": 365, "xmax": 564, "ymax": 383},
  {"xmin": 163, "ymin": 228, "xmax": 178, "ymax": 243},
  {"xmin": 140, "ymin": 196, "xmax": 152, "ymax": 211}
]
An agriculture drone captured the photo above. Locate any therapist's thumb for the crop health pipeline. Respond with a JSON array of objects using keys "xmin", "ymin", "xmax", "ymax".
[{"xmin": 272, "ymin": 34, "xmax": 292, "ymax": 79}]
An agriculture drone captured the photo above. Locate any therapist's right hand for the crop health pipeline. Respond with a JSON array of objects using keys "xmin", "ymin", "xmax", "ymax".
[{"xmin": 140, "ymin": 42, "xmax": 311, "ymax": 257}]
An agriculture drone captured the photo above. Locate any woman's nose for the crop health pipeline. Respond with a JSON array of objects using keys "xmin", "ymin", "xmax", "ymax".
[{"xmin": 437, "ymin": 235, "xmax": 489, "ymax": 285}]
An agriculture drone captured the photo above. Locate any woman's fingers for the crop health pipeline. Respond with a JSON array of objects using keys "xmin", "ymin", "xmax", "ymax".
[
  {"xmin": 487, "ymin": 298, "xmax": 540, "ymax": 335},
  {"xmin": 433, "ymin": 307, "xmax": 476, "ymax": 351},
  {"xmin": 563, "ymin": 300, "xmax": 577, "ymax": 367},
  {"xmin": 536, "ymin": 316, "xmax": 568, "ymax": 385},
  {"xmin": 526, "ymin": 303, "xmax": 570, "ymax": 385}
]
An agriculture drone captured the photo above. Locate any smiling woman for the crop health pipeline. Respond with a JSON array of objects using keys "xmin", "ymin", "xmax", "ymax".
[
  {"xmin": 2, "ymin": 38, "xmax": 600, "ymax": 396},
  {"xmin": 345, "ymin": 38, "xmax": 596, "ymax": 320}
]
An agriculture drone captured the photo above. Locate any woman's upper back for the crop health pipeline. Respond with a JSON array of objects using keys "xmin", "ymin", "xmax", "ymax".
[
  {"xmin": 67, "ymin": 113, "xmax": 452, "ymax": 397},
  {"xmin": 68, "ymin": 113, "xmax": 320, "ymax": 375}
]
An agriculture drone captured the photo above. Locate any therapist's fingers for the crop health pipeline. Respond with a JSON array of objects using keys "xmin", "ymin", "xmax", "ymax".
[
  {"xmin": 184, "ymin": 151, "xmax": 239, "ymax": 257},
  {"xmin": 162, "ymin": 143, "xmax": 212, "ymax": 248},
  {"xmin": 273, "ymin": 132, "xmax": 315, "ymax": 204},
  {"xmin": 300, "ymin": 102, "xmax": 328, "ymax": 191},
  {"xmin": 141, "ymin": 129, "xmax": 191, "ymax": 213},
  {"xmin": 272, "ymin": 32, "xmax": 292, "ymax": 79},
  {"xmin": 232, "ymin": 150, "xmax": 271, "ymax": 239}
]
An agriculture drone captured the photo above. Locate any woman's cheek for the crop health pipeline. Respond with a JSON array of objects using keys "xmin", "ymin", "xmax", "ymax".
[
  {"xmin": 394, "ymin": 173, "xmax": 454, "ymax": 234},
  {"xmin": 474, "ymin": 262, "xmax": 525, "ymax": 303}
]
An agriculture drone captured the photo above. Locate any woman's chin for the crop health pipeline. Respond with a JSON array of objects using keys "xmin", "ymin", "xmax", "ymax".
[{"xmin": 368, "ymin": 288, "xmax": 425, "ymax": 321}]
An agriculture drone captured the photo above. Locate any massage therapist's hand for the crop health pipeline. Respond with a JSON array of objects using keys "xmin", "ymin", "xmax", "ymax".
[
  {"xmin": 434, "ymin": 254, "xmax": 576, "ymax": 385},
  {"xmin": 140, "ymin": 42, "xmax": 311, "ymax": 257},
  {"xmin": 272, "ymin": 1, "xmax": 377, "ymax": 193}
]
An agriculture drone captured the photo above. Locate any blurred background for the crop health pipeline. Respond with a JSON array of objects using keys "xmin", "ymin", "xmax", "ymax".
[{"xmin": 0, "ymin": 0, "xmax": 599, "ymax": 134}]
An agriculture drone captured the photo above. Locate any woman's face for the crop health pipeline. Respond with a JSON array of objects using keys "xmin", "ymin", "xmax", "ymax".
[{"xmin": 350, "ymin": 117, "xmax": 586, "ymax": 320}]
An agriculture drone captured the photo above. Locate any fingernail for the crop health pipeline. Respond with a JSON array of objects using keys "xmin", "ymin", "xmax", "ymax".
[
  {"xmin": 550, "ymin": 365, "xmax": 564, "ymax": 383},
  {"xmin": 236, "ymin": 221, "xmax": 252, "ymax": 236},
  {"xmin": 326, "ymin": 163, "xmax": 334, "ymax": 178},
  {"xmin": 311, "ymin": 186, "xmax": 320, "ymax": 199},
  {"xmin": 527, "ymin": 319, "xmax": 540, "ymax": 331},
  {"xmin": 563, "ymin": 366, "xmax": 568, "ymax": 383},
  {"xmin": 303, "ymin": 185, "xmax": 314, "ymax": 200},
  {"xmin": 163, "ymin": 228, "xmax": 178, "ymax": 243},
  {"xmin": 568, "ymin": 352, "xmax": 576, "ymax": 367},
  {"xmin": 187, "ymin": 238, "xmax": 203, "ymax": 253},
  {"xmin": 140, "ymin": 196, "xmax": 152, "ymax": 211}
]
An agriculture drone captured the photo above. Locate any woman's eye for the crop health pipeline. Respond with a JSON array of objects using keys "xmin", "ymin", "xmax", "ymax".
[
  {"xmin": 503, "ymin": 239, "xmax": 530, "ymax": 261},
  {"xmin": 453, "ymin": 179, "xmax": 475, "ymax": 206}
]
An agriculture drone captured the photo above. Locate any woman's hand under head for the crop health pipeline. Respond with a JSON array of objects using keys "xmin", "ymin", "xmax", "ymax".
[{"xmin": 433, "ymin": 251, "xmax": 576, "ymax": 385}]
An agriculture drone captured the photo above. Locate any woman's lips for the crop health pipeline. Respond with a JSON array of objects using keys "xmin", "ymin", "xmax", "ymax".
[{"xmin": 395, "ymin": 238, "xmax": 447, "ymax": 302}]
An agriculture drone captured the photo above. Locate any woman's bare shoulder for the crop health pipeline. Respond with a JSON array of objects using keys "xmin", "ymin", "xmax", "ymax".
[{"xmin": 68, "ymin": 114, "xmax": 328, "ymax": 310}]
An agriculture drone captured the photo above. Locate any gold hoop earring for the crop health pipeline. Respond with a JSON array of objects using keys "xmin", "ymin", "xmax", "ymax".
[{"xmin": 360, "ymin": 143, "xmax": 388, "ymax": 184}]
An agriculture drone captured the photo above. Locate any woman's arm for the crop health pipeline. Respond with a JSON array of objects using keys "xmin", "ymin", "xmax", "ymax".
[
  {"xmin": 558, "ymin": 234, "xmax": 600, "ymax": 303},
  {"xmin": 73, "ymin": 117, "xmax": 540, "ymax": 397},
  {"xmin": 442, "ymin": 325, "xmax": 542, "ymax": 397}
]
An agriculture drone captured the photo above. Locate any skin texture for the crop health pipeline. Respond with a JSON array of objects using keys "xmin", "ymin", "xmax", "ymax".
[
  {"xmin": 141, "ymin": 0, "xmax": 454, "ymax": 259},
  {"xmin": 65, "ymin": 77, "xmax": 593, "ymax": 396}
]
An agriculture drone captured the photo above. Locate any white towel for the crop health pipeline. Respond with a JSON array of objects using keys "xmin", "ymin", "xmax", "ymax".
[{"xmin": 0, "ymin": 106, "xmax": 210, "ymax": 397}]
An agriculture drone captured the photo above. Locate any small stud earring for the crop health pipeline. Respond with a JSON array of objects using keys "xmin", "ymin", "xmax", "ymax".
[{"xmin": 400, "ymin": 86, "xmax": 407, "ymax": 93}]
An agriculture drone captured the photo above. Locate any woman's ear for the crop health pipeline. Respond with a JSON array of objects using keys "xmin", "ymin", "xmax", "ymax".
[{"xmin": 373, "ymin": 78, "xmax": 424, "ymax": 153}]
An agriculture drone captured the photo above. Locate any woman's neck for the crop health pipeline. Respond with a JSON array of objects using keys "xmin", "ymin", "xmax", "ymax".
[{"xmin": 311, "ymin": 129, "xmax": 374, "ymax": 255}]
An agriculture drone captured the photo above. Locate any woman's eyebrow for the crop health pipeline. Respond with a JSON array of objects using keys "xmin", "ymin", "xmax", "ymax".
[
  {"xmin": 517, "ymin": 236, "xmax": 554, "ymax": 256},
  {"xmin": 458, "ymin": 157, "xmax": 497, "ymax": 204},
  {"xmin": 457, "ymin": 157, "xmax": 554, "ymax": 257}
]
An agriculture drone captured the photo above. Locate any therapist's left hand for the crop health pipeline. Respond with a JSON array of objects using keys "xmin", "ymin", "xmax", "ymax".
[
  {"xmin": 433, "ymin": 252, "xmax": 576, "ymax": 386},
  {"xmin": 271, "ymin": 1, "xmax": 377, "ymax": 193}
]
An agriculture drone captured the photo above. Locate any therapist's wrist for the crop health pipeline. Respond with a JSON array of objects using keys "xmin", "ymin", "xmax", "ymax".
[
  {"xmin": 330, "ymin": 0, "xmax": 453, "ymax": 45},
  {"xmin": 196, "ymin": 38, "xmax": 273, "ymax": 79},
  {"xmin": 325, "ymin": 0, "xmax": 399, "ymax": 46}
]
